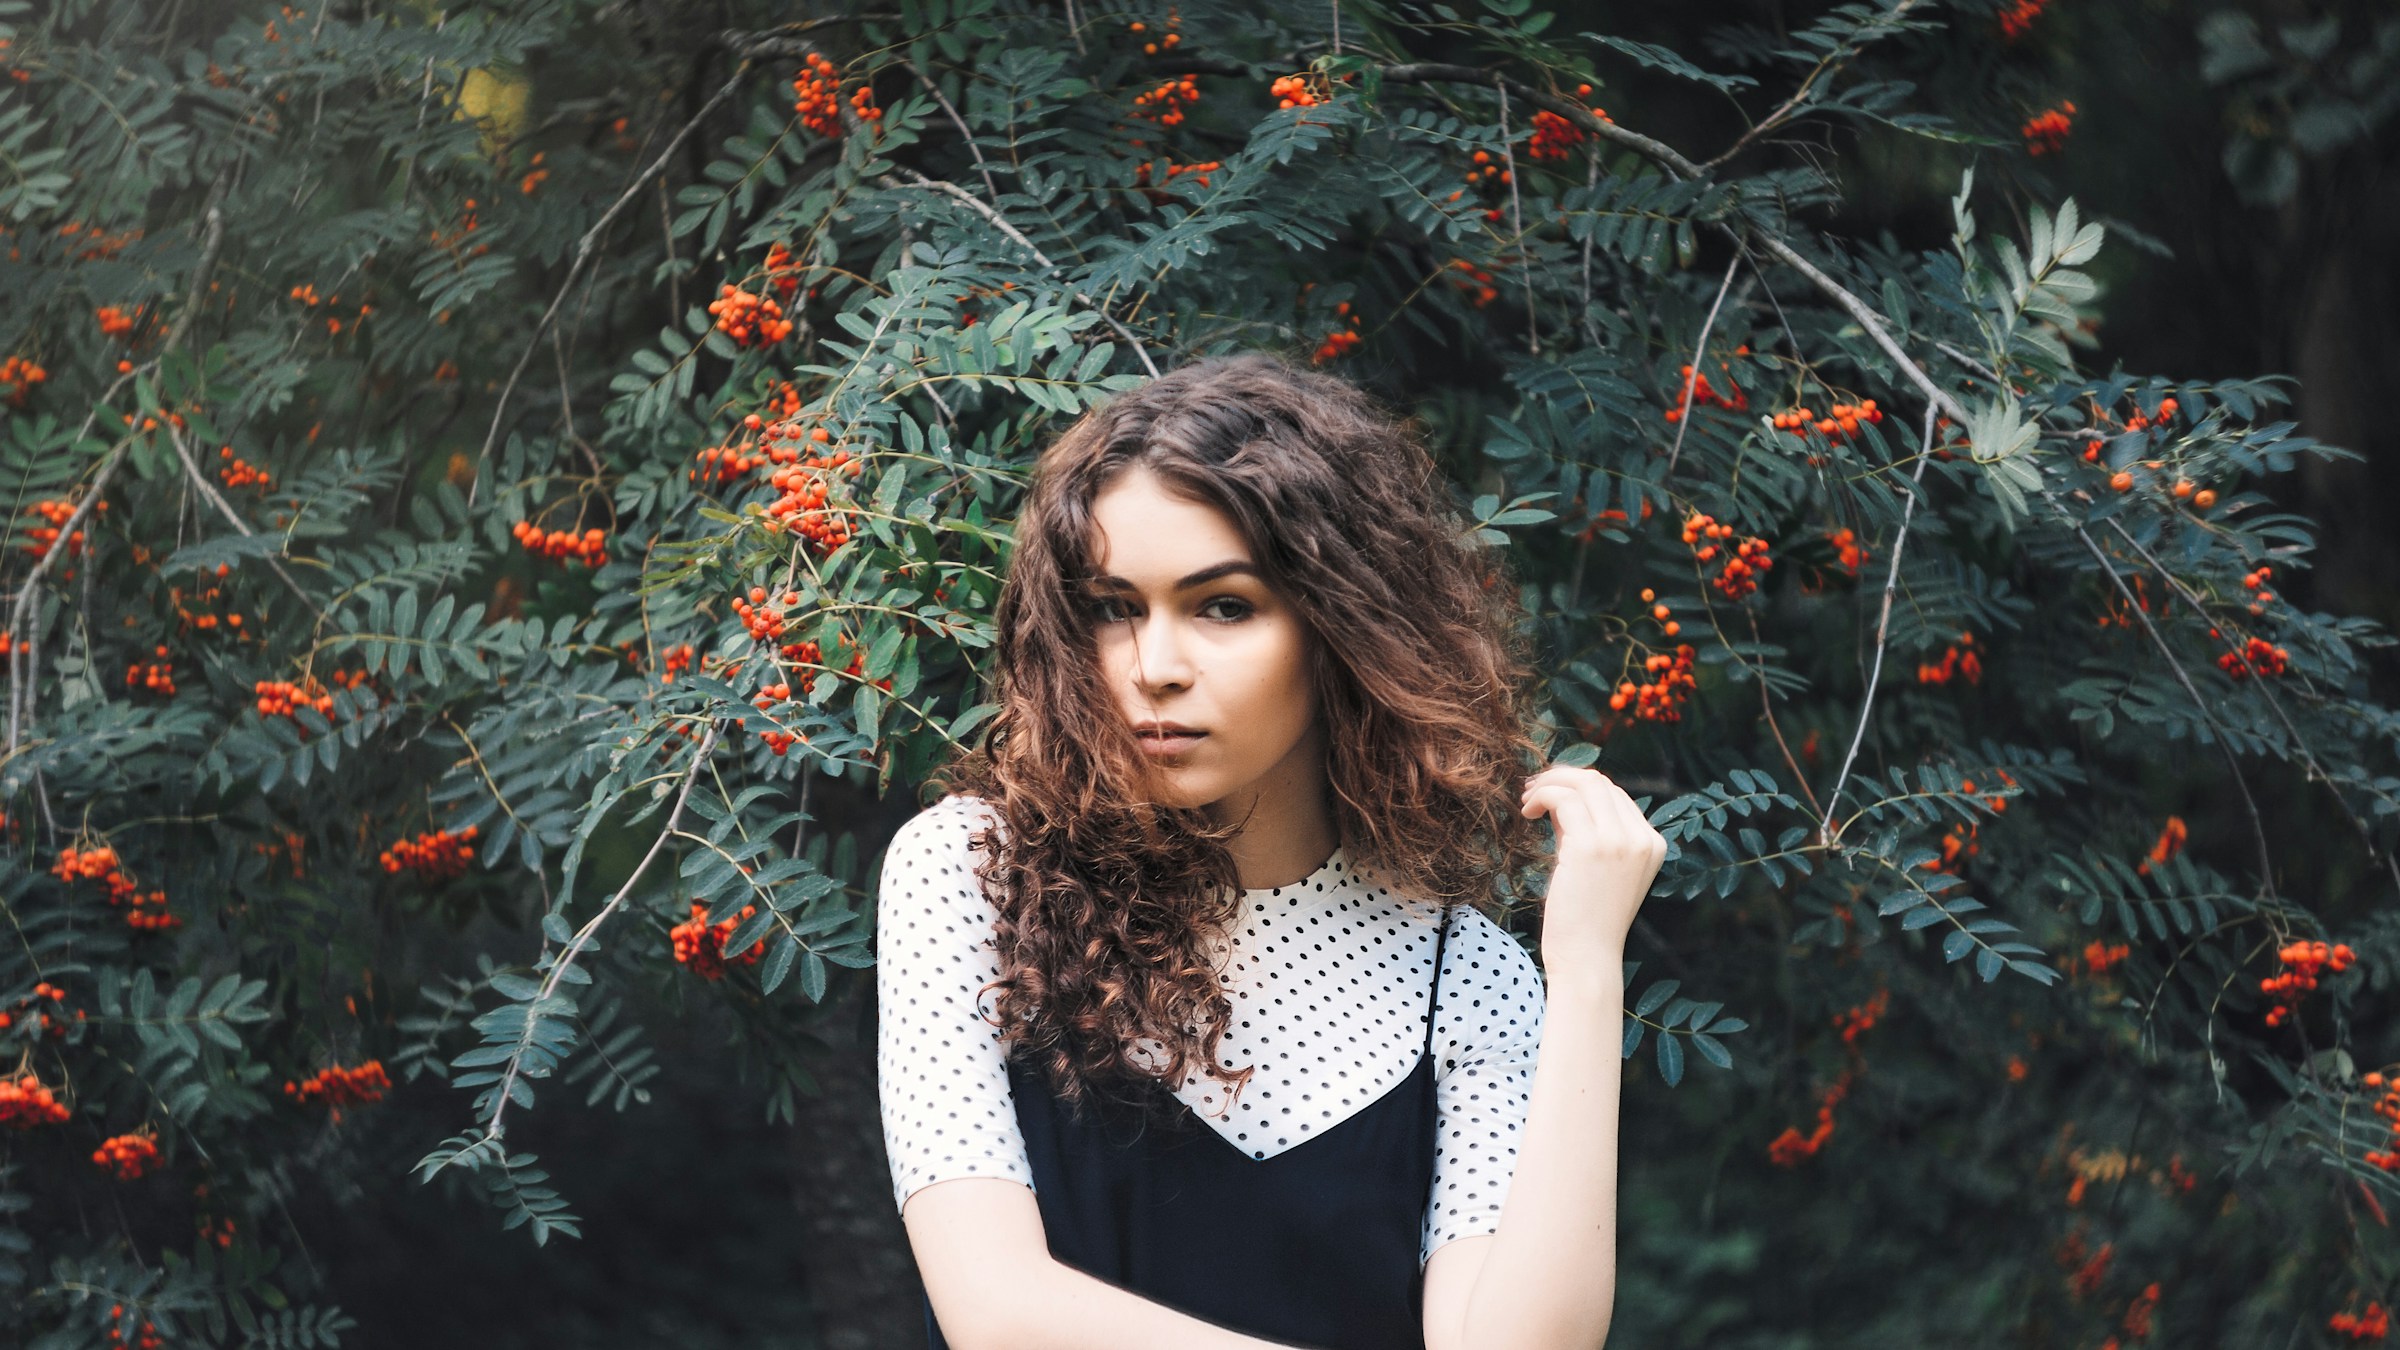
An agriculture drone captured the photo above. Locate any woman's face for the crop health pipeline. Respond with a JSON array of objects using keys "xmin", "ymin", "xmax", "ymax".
[{"xmin": 1081, "ymin": 464, "xmax": 1322, "ymax": 819}]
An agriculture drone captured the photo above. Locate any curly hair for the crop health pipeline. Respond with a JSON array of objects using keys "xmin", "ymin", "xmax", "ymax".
[{"xmin": 925, "ymin": 351, "xmax": 1551, "ymax": 1124}]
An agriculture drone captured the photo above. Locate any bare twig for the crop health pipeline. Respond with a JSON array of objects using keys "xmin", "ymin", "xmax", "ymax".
[
  {"xmin": 1495, "ymin": 81, "xmax": 1535, "ymax": 354},
  {"xmin": 1702, "ymin": 0, "xmax": 1926, "ymax": 172},
  {"xmin": 1819, "ymin": 401, "xmax": 1937, "ymax": 845},
  {"xmin": 908, "ymin": 62, "xmax": 1000, "ymax": 201},
  {"xmin": 162, "ymin": 422, "xmax": 321, "ymax": 618},
  {"xmin": 1665, "ymin": 250, "xmax": 1743, "ymax": 474}
]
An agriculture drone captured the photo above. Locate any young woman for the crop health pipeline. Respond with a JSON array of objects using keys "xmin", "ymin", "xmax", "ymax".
[{"xmin": 876, "ymin": 353, "xmax": 1662, "ymax": 1350}]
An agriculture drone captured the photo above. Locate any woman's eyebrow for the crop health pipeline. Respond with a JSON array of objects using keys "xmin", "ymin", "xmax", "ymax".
[{"xmin": 1085, "ymin": 560, "xmax": 1260, "ymax": 592}]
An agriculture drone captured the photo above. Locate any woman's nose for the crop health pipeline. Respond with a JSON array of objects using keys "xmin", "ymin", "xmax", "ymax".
[{"xmin": 1131, "ymin": 611, "xmax": 1197, "ymax": 688}]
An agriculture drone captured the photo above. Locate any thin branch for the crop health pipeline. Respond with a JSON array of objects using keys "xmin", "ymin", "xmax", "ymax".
[
  {"xmin": 1665, "ymin": 249, "xmax": 1743, "ymax": 474},
  {"xmin": 1495, "ymin": 80, "xmax": 1535, "ymax": 354},
  {"xmin": 907, "ymin": 62, "xmax": 1000, "ymax": 201},
  {"xmin": 1819, "ymin": 401, "xmax": 1937, "ymax": 846},
  {"xmin": 162, "ymin": 422, "xmax": 322, "ymax": 618},
  {"xmin": 1701, "ymin": 0, "xmax": 1927, "ymax": 172}
]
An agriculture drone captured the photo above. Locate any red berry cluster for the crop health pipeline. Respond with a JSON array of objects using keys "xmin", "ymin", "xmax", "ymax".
[
  {"xmin": 56, "ymin": 841, "xmax": 180, "ymax": 933},
  {"xmin": 763, "ymin": 446, "xmax": 860, "ymax": 553},
  {"xmin": 0, "ymin": 981, "xmax": 76, "ymax": 1042},
  {"xmin": 2083, "ymin": 940, "xmax": 2131, "ymax": 976},
  {"xmin": 1825, "ymin": 527, "xmax": 1868, "ymax": 576},
  {"xmin": 1462, "ymin": 147, "xmax": 1510, "ymax": 191},
  {"xmin": 256, "ymin": 670, "xmax": 366, "ymax": 721},
  {"xmin": 1127, "ymin": 9, "xmax": 1182, "ymax": 55},
  {"xmin": 1662, "ymin": 351, "xmax": 1752, "ymax": 422},
  {"xmin": 749, "ymin": 675, "xmax": 805, "ymax": 756},
  {"xmin": 104, "ymin": 1304, "xmax": 163, "ymax": 1350},
  {"xmin": 0, "ymin": 354, "xmax": 47, "ymax": 405},
  {"xmin": 217, "ymin": 445, "xmax": 271, "ymax": 489},
  {"xmin": 763, "ymin": 241, "xmax": 804, "ymax": 299},
  {"xmin": 512, "ymin": 519, "xmax": 608, "ymax": 566},
  {"xmin": 2215, "ymin": 634, "xmax": 2289, "ymax": 681},
  {"xmin": 96, "ymin": 304, "xmax": 140, "ymax": 340},
  {"xmin": 23, "ymin": 495, "xmax": 101, "ymax": 558},
  {"xmin": 2259, "ymin": 939, "xmax": 2355, "ymax": 1029},
  {"xmin": 671, "ymin": 901, "xmax": 766, "ymax": 980},
  {"xmin": 285, "ymin": 1060, "xmax": 391, "ymax": 1123},
  {"xmin": 1445, "ymin": 258, "xmax": 1498, "ymax": 308},
  {"xmin": 1682, "ymin": 511, "xmax": 1775, "ymax": 600},
  {"xmin": 2136, "ymin": 813, "xmax": 2188, "ymax": 875},
  {"xmin": 0, "ymin": 1071, "xmax": 69, "ymax": 1127},
  {"xmin": 380, "ymin": 826, "xmax": 479, "ymax": 881},
  {"xmin": 735, "ymin": 586, "xmax": 800, "ymax": 642},
  {"xmin": 1834, "ymin": 987, "xmax": 1890, "ymax": 1047},
  {"xmin": 92, "ymin": 1130, "xmax": 161, "ymax": 1180},
  {"xmin": 1270, "ymin": 73, "xmax": 1324, "ymax": 109},
  {"xmin": 659, "ymin": 642, "xmax": 695, "ymax": 684},
  {"xmin": 1133, "ymin": 76, "xmax": 1199, "ymax": 126},
  {"xmin": 2331, "ymin": 1300, "xmax": 2392, "ymax": 1340},
  {"xmin": 1312, "ymin": 302, "xmax": 1361, "ymax": 365},
  {"xmin": 691, "ymin": 442, "xmax": 766, "ymax": 485},
  {"xmin": 2022, "ymin": 101, "xmax": 2076, "ymax": 156},
  {"xmin": 709, "ymin": 283, "xmax": 795, "ymax": 347},
  {"xmin": 126, "ymin": 646, "xmax": 175, "ymax": 696},
  {"xmin": 1769, "ymin": 399, "xmax": 1882, "ymax": 452},
  {"xmin": 792, "ymin": 53, "xmax": 846, "ymax": 137},
  {"xmin": 1607, "ymin": 594, "xmax": 1698, "ymax": 725},
  {"xmin": 1999, "ymin": 0, "xmax": 2046, "ymax": 39},
  {"xmin": 1526, "ymin": 85, "xmax": 1610, "ymax": 162},
  {"xmin": 1769, "ymin": 1065, "xmax": 1858, "ymax": 1166},
  {"xmin": 1130, "ymin": 158, "xmax": 1221, "ymax": 201},
  {"xmin": 1916, "ymin": 631, "xmax": 1982, "ymax": 686}
]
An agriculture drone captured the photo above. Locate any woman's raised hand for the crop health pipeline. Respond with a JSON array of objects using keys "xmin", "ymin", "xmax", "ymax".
[{"xmin": 1519, "ymin": 763, "xmax": 1666, "ymax": 986}]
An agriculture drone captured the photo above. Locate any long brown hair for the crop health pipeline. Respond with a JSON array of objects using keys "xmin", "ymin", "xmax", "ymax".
[{"xmin": 926, "ymin": 351, "xmax": 1550, "ymax": 1120}]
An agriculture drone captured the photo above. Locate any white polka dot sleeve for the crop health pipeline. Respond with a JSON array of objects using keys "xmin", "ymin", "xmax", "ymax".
[
  {"xmin": 875, "ymin": 795, "xmax": 1036, "ymax": 1214},
  {"xmin": 1422, "ymin": 905, "xmax": 1546, "ymax": 1266}
]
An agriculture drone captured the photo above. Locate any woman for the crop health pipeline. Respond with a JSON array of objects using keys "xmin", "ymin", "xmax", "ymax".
[{"xmin": 876, "ymin": 352, "xmax": 1661, "ymax": 1350}]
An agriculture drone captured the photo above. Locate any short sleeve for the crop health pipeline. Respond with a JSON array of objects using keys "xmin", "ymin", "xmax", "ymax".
[
  {"xmin": 875, "ymin": 794, "xmax": 1036, "ymax": 1214},
  {"xmin": 1421, "ymin": 905, "xmax": 1545, "ymax": 1266}
]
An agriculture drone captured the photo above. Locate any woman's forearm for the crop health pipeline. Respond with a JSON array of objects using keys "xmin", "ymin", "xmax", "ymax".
[
  {"xmin": 975, "ymin": 1257, "xmax": 1323, "ymax": 1350},
  {"xmin": 1453, "ymin": 964, "xmax": 1626, "ymax": 1350}
]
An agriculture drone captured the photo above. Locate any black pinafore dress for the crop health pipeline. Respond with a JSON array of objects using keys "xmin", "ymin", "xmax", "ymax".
[{"xmin": 922, "ymin": 905, "xmax": 1453, "ymax": 1350}]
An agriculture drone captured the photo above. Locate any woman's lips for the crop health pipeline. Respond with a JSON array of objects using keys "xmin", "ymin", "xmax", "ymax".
[{"xmin": 1137, "ymin": 731, "xmax": 1206, "ymax": 758}]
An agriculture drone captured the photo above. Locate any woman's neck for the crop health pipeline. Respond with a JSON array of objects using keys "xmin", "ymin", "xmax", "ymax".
[{"xmin": 1203, "ymin": 721, "xmax": 1338, "ymax": 890}]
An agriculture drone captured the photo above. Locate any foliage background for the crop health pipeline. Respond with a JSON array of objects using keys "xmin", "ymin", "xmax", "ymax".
[{"xmin": 2, "ymin": 0, "xmax": 2397, "ymax": 1346}]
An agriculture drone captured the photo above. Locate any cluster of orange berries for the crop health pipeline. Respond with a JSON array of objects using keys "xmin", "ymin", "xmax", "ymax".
[
  {"xmin": 429, "ymin": 197, "xmax": 485, "ymax": 254},
  {"xmin": 2136, "ymin": 814, "xmax": 2187, "ymax": 875},
  {"xmin": 1574, "ymin": 496, "xmax": 1654, "ymax": 544},
  {"xmin": 125, "ymin": 647, "xmax": 176, "ymax": 696},
  {"xmin": 289, "ymin": 283, "xmax": 375, "ymax": 335},
  {"xmin": 1769, "ymin": 399, "xmax": 1882, "ymax": 450},
  {"xmin": 24, "ymin": 496, "xmax": 100, "ymax": 559},
  {"xmin": 520, "ymin": 149, "xmax": 549, "ymax": 195},
  {"xmin": 2084, "ymin": 941, "xmax": 2132, "ymax": 976},
  {"xmin": 2236, "ymin": 563, "xmax": 2275, "ymax": 613},
  {"xmin": 2023, "ymin": 101, "xmax": 2076, "ymax": 156},
  {"xmin": 793, "ymin": 53, "xmax": 877, "ymax": 138},
  {"xmin": 96, "ymin": 304, "xmax": 141, "ymax": 340},
  {"xmin": 54, "ymin": 843, "xmax": 138, "ymax": 901},
  {"xmin": 749, "ymin": 675, "xmax": 806, "ymax": 755},
  {"xmin": 93, "ymin": 1130, "xmax": 161, "ymax": 1180},
  {"xmin": 0, "ymin": 981, "xmax": 76, "ymax": 1042},
  {"xmin": 1607, "ymin": 607, "xmax": 1698, "ymax": 724},
  {"xmin": 763, "ymin": 449, "xmax": 860, "ymax": 554},
  {"xmin": 691, "ymin": 441, "xmax": 765, "ymax": 485},
  {"xmin": 2357, "ymin": 1068, "xmax": 2400, "ymax": 1172},
  {"xmin": 171, "ymin": 568, "xmax": 245, "ymax": 636},
  {"xmin": 2331, "ymin": 1301, "xmax": 2392, "ymax": 1340},
  {"xmin": 513, "ymin": 518, "xmax": 609, "ymax": 566},
  {"xmin": 1462, "ymin": 148, "xmax": 1512, "ymax": 193},
  {"xmin": 760, "ymin": 242, "xmax": 806, "ymax": 302},
  {"xmin": 0, "ymin": 354, "xmax": 46, "ymax": 405},
  {"xmin": 0, "ymin": 1071, "xmax": 70, "ymax": 1126},
  {"xmin": 2258, "ymin": 939, "xmax": 2354, "ymax": 1028},
  {"xmin": 671, "ymin": 900, "xmax": 766, "ymax": 980},
  {"xmin": 380, "ymin": 825, "xmax": 479, "ymax": 881},
  {"xmin": 255, "ymin": 671, "xmax": 359, "ymax": 721},
  {"xmin": 1662, "ymin": 352, "xmax": 1751, "ymax": 421},
  {"xmin": 659, "ymin": 643, "xmax": 696, "ymax": 683},
  {"xmin": 104, "ymin": 1304, "xmax": 164, "ymax": 1350},
  {"xmin": 218, "ymin": 445, "xmax": 271, "ymax": 489},
  {"xmin": 285, "ymin": 1060, "xmax": 390, "ymax": 1122},
  {"xmin": 1638, "ymin": 589, "xmax": 1683, "ymax": 639},
  {"xmin": 1127, "ymin": 10, "xmax": 1182, "ymax": 54},
  {"xmin": 1133, "ymin": 75, "xmax": 1200, "ymax": 126},
  {"xmin": 1916, "ymin": 631, "xmax": 1982, "ymax": 686},
  {"xmin": 1131, "ymin": 158, "xmax": 1221, "ymax": 200},
  {"xmin": 1312, "ymin": 303, "xmax": 1362, "ymax": 365},
  {"xmin": 1825, "ymin": 526, "xmax": 1868, "ymax": 575},
  {"xmin": 735, "ymin": 586, "xmax": 801, "ymax": 643},
  {"xmin": 2216, "ymin": 634, "xmax": 2289, "ymax": 681},
  {"xmin": 56, "ymin": 221, "xmax": 145, "ymax": 262},
  {"xmin": 709, "ymin": 282, "xmax": 795, "ymax": 347},
  {"xmin": 1681, "ymin": 511, "xmax": 1775, "ymax": 600},
  {"xmin": 1527, "ymin": 85, "xmax": 1611, "ymax": 162},
  {"xmin": 1834, "ymin": 987, "xmax": 1890, "ymax": 1047},
  {"xmin": 1999, "ymin": 0, "xmax": 2047, "ymax": 39},
  {"xmin": 1768, "ymin": 1064, "xmax": 1858, "ymax": 1166},
  {"xmin": 1269, "ymin": 73, "xmax": 1324, "ymax": 109},
  {"xmin": 1445, "ymin": 257, "xmax": 1498, "ymax": 308}
]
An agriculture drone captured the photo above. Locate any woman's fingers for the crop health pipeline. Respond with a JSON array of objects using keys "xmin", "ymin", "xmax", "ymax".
[{"xmin": 1521, "ymin": 781, "xmax": 1602, "ymax": 849}]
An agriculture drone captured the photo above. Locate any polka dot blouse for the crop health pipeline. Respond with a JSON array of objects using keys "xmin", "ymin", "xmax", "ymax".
[{"xmin": 875, "ymin": 793, "xmax": 1547, "ymax": 1269}]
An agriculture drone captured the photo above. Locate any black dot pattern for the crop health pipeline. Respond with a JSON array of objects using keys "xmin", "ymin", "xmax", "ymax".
[{"xmin": 875, "ymin": 794, "xmax": 1546, "ymax": 1266}]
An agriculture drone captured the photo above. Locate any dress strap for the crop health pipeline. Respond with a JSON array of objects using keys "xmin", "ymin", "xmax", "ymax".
[{"xmin": 1422, "ymin": 904, "xmax": 1450, "ymax": 1062}]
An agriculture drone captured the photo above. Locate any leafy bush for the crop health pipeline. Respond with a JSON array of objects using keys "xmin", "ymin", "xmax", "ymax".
[{"xmin": 0, "ymin": 0, "xmax": 2390, "ymax": 1343}]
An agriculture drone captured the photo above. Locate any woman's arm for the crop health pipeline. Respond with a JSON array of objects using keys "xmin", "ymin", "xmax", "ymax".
[
  {"xmin": 1422, "ymin": 965, "xmax": 1625, "ymax": 1350},
  {"xmin": 904, "ymin": 1177, "xmax": 1325, "ymax": 1350},
  {"xmin": 1423, "ymin": 764, "xmax": 1661, "ymax": 1350}
]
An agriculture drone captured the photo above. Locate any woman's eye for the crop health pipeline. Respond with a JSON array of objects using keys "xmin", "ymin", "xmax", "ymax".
[
  {"xmin": 1085, "ymin": 596, "xmax": 1130, "ymax": 623},
  {"xmin": 1201, "ymin": 596, "xmax": 1253, "ymax": 621}
]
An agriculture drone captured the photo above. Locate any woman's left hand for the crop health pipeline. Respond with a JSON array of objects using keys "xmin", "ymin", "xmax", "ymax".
[{"xmin": 1520, "ymin": 763, "xmax": 1666, "ymax": 984}]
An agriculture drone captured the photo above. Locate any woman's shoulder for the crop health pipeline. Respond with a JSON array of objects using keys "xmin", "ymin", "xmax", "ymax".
[
  {"xmin": 886, "ymin": 791, "xmax": 1004, "ymax": 854},
  {"xmin": 1439, "ymin": 901, "xmax": 1545, "ymax": 992}
]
